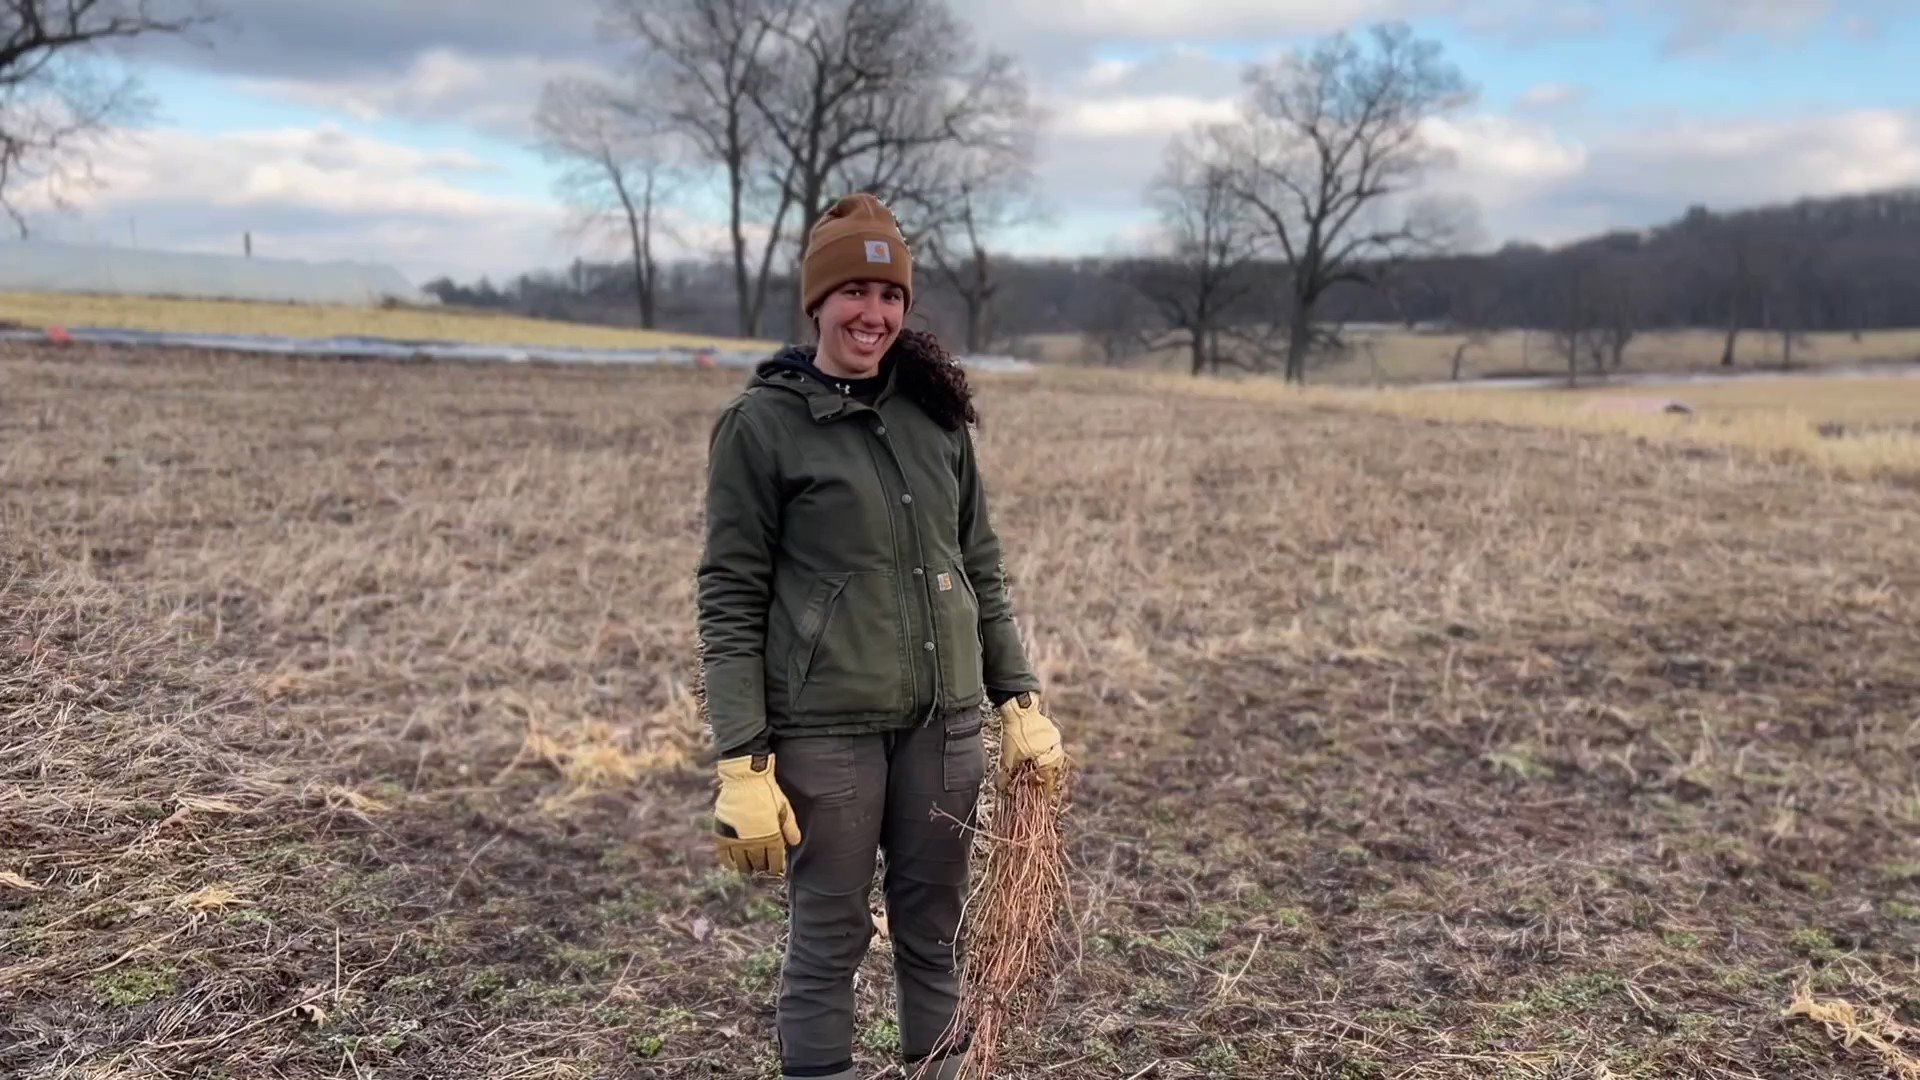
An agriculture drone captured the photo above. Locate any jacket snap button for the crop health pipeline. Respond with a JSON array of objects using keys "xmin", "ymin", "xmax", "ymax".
[
  {"xmin": 923, "ymin": 641, "xmax": 935, "ymax": 652},
  {"xmin": 912, "ymin": 567, "xmax": 924, "ymax": 576},
  {"xmin": 876, "ymin": 425, "xmax": 887, "ymax": 436},
  {"xmin": 900, "ymin": 494, "xmax": 913, "ymax": 505}
]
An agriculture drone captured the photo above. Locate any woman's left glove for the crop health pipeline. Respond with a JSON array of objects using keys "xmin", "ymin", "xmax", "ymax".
[
  {"xmin": 995, "ymin": 692, "xmax": 1066, "ymax": 785},
  {"xmin": 713, "ymin": 753, "xmax": 803, "ymax": 876}
]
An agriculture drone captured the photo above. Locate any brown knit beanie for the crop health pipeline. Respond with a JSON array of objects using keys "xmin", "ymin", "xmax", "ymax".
[{"xmin": 801, "ymin": 193, "xmax": 913, "ymax": 316}]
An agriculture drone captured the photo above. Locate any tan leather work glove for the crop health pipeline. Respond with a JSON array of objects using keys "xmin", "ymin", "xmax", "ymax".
[
  {"xmin": 713, "ymin": 753, "xmax": 802, "ymax": 876},
  {"xmin": 995, "ymin": 692, "xmax": 1066, "ymax": 786}
]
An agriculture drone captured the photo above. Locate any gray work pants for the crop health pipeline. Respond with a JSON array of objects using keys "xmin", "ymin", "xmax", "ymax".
[{"xmin": 772, "ymin": 709, "xmax": 983, "ymax": 1079}]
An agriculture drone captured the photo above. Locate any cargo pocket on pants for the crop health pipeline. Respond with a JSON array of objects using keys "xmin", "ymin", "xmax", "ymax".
[
  {"xmin": 941, "ymin": 710, "xmax": 986, "ymax": 793},
  {"xmin": 774, "ymin": 734, "xmax": 861, "ymax": 811}
]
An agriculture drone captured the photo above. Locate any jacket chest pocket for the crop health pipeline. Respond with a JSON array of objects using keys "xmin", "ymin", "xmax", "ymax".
[
  {"xmin": 789, "ymin": 571, "xmax": 909, "ymax": 717},
  {"xmin": 929, "ymin": 560, "xmax": 984, "ymax": 708}
]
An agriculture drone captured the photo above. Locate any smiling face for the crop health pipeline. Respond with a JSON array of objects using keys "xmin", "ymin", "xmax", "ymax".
[{"xmin": 812, "ymin": 279, "xmax": 906, "ymax": 380}]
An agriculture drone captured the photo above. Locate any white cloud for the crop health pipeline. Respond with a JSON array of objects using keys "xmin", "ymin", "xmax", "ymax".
[
  {"xmin": 1651, "ymin": 0, "xmax": 1834, "ymax": 52},
  {"xmin": 71, "ymin": 3, "xmax": 1920, "ymax": 279},
  {"xmin": 241, "ymin": 48, "xmax": 612, "ymax": 139},
  {"xmin": 130, "ymin": 0, "xmax": 609, "ymax": 82},
  {"xmin": 1056, "ymin": 95, "xmax": 1240, "ymax": 138},
  {"xmin": 1022, "ymin": 48, "xmax": 1253, "ymax": 224},
  {"xmin": 1424, "ymin": 115, "xmax": 1589, "ymax": 184},
  {"xmin": 1030, "ymin": 102, "xmax": 1920, "ymax": 257},
  {"xmin": 1450, "ymin": 0, "xmax": 1608, "ymax": 41},
  {"xmin": 18, "ymin": 124, "xmax": 572, "ymax": 281},
  {"xmin": 1449, "ymin": 107, "xmax": 1920, "ymax": 247},
  {"xmin": 1030, "ymin": 129, "xmax": 1167, "ymax": 213},
  {"xmin": 1407, "ymin": 115, "xmax": 1591, "ymax": 246},
  {"xmin": 1637, "ymin": 0, "xmax": 1904, "ymax": 54},
  {"xmin": 1592, "ymin": 108, "xmax": 1920, "ymax": 205},
  {"xmin": 1840, "ymin": 13, "xmax": 1884, "ymax": 39},
  {"xmin": 1000, "ymin": 0, "xmax": 1422, "ymax": 38},
  {"xmin": 1082, "ymin": 58, "xmax": 1137, "ymax": 90},
  {"xmin": 73, "ymin": 125, "xmax": 518, "ymax": 216},
  {"xmin": 1516, "ymin": 83, "xmax": 1587, "ymax": 111},
  {"xmin": 1071, "ymin": 45, "xmax": 1248, "ymax": 98},
  {"xmin": 1448, "ymin": 0, "xmax": 1880, "ymax": 52}
]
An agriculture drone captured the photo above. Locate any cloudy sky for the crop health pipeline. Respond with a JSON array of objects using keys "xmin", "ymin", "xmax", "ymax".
[{"xmin": 19, "ymin": 0, "xmax": 1920, "ymax": 283}]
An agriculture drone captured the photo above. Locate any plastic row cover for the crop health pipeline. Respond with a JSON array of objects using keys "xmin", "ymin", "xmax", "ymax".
[{"xmin": 0, "ymin": 324, "xmax": 1039, "ymax": 373}]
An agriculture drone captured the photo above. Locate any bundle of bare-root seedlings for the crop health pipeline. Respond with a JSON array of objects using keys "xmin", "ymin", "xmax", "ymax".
[{"xmin": 922, "ymin": 756, "xmax": 1073, "ymax": 1080}]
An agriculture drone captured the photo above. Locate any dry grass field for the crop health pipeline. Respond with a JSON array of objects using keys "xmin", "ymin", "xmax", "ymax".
[
  {"xmin": 1568, "ymin": 374, "xmax": 1920, "ymax": 427},
  {"xmin": 1168, "ymin": 374, "xmax": 1920, "ymax": 483},
  {"xmin": 1026, "ymin": 327, "xmax": 1920, "ymax": 386},
  {"xmin": 0, "ymin": 292, "xmax": 778, "ymax": 353},
  {"xmin": 4, "ymin": 341, "xmax": 1919, "ymax": 1079}
]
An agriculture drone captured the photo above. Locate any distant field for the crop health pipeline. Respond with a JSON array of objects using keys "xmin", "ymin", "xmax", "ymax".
[
  {"xmin": 1330, "ymin": 326, "xmax": 1920, "ymax": 383},
  {"xmin": 11, "ymin": 293, "xmax": 1916, "ymax": 383},
  {"xmin": 1571, "ymin": 374, "xmax": 1920, "ymax": 426},
  {"xmin": 0, "ymin": 292, "xmax": 780, "ymax": 353},
  {"xmin": 1025, "ymin": 327, "xmax": 1920, "ymax": 384},
  {"xmin": 1159, "ymin": 372, "xmax": 1920, "ymax": 481}
]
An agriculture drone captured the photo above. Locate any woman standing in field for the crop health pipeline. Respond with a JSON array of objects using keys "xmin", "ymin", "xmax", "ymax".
[{"xmin": 694, "ymin": 193, "xmax": 1066, "ymax": 1080}]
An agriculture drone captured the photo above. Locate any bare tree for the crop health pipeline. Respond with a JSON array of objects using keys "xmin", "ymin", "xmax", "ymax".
[
  {"xmin": 894, "ymin": 133, "xmax": 1041, "ymax": 354},
  {"xmin": 1716, "ymin": 224, "xmax": 1759, "ymax": 367},
  {"xmin": 881, "ymin": 74, "xmax": 1043, "ymax": 355},
  {"xmin": 535, "ymin": 78, "xmax": 682, "ymax": 329},
  {"xmin": 1077, "ymin": 266, "xmax": 1152, "ymax": 366},
  {"xmin": 917, "ymin": 174, "xmax": 1033, "ymax": 354},
  {"xmin": 1222, "ymin": 21, "xmax": 1474, "ymax": 382},
  {"xmin": 743, "ymin": 0, "xmax": 1030, "ymax": 326},
  {"xmin": 1672, "ymin": 207, "xmax": 1767, "ymax": 367},
  {"xmin": 1758, "ymin": 217, "xmax": 1824, "ymax": 370},
  {"xmin": 1442, "ymin": 267, "xmax": 1503, "ymax": 381},
  {"xmin": 1125, "ymin": 125, "xmax": 1264, "ymax": 377},
  {"xmin": 601, "ymin": 0, "xmax": 796, "ymax": 338},
  {"xmin": 1592, "ymin": 287, "xmax": 1636, "ymax": 371},
  {"xmin": 1588, "ymin": 249, "xmax": 1650, "ymax": 372},
  {"xmin": 1545, "ymin": 254, "xmax": 1602, "ymax": 386},
  {"xmin": 1, "ymin": 0, "xmax": 207, "ymax": 235}
]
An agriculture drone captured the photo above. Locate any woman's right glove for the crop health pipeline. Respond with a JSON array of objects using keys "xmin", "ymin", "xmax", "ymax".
[
  {"xmin": 995, "ymin": 692, "xmax": 1066, "ymax": 787},
  {"xmin": 713, "ymin": 753, "xmax": 802, "ymax": 876}
]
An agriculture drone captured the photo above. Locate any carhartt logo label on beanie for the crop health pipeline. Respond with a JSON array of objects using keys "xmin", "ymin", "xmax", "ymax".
[{"xmin": 802, "ymin": 192, "xmax": 914, "ymax": 315}]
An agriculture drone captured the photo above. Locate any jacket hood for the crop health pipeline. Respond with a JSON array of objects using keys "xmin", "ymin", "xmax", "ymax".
[
  {"xmin": 752, "ymin": 343, "xmax": 824, "ymax": 389},
  {"xmin": 751, "ymin": 343, "xmax": 898, "ymax": 406}
]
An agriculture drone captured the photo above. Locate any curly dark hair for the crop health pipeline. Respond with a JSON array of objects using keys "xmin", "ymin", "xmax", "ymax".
[{"xmin": 887, "ymin": 327, "xmax": 978, "ymax": 431}]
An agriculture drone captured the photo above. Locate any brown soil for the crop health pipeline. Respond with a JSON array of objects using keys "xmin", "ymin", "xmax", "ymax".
[{"xmin": 4, "ymin": 341, "xmax": 1917, "ymax": 1079}]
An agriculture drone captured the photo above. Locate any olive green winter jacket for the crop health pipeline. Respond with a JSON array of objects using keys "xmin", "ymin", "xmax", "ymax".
[{"xmin": 695, "ymin": 347, "xmax": 1040, "ymax": 755}]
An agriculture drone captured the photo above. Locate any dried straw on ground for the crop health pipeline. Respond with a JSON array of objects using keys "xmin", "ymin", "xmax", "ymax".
[
  {"xmin": 927, "ymin": 761, "xmax": 1072, "ymax": 1080},
  {"xmin": 1786, "ymin": 983, "xmax": 1920, "ymax": 1080},
  {"xmin": 10, "ymin": 344, "xmax": 1920, "ymax": 1078}
]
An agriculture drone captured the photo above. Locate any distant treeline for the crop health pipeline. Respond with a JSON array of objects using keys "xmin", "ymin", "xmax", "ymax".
[{"xmin": 425, "ymin": 187, "xmax": 1920, "ymax": 364}]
